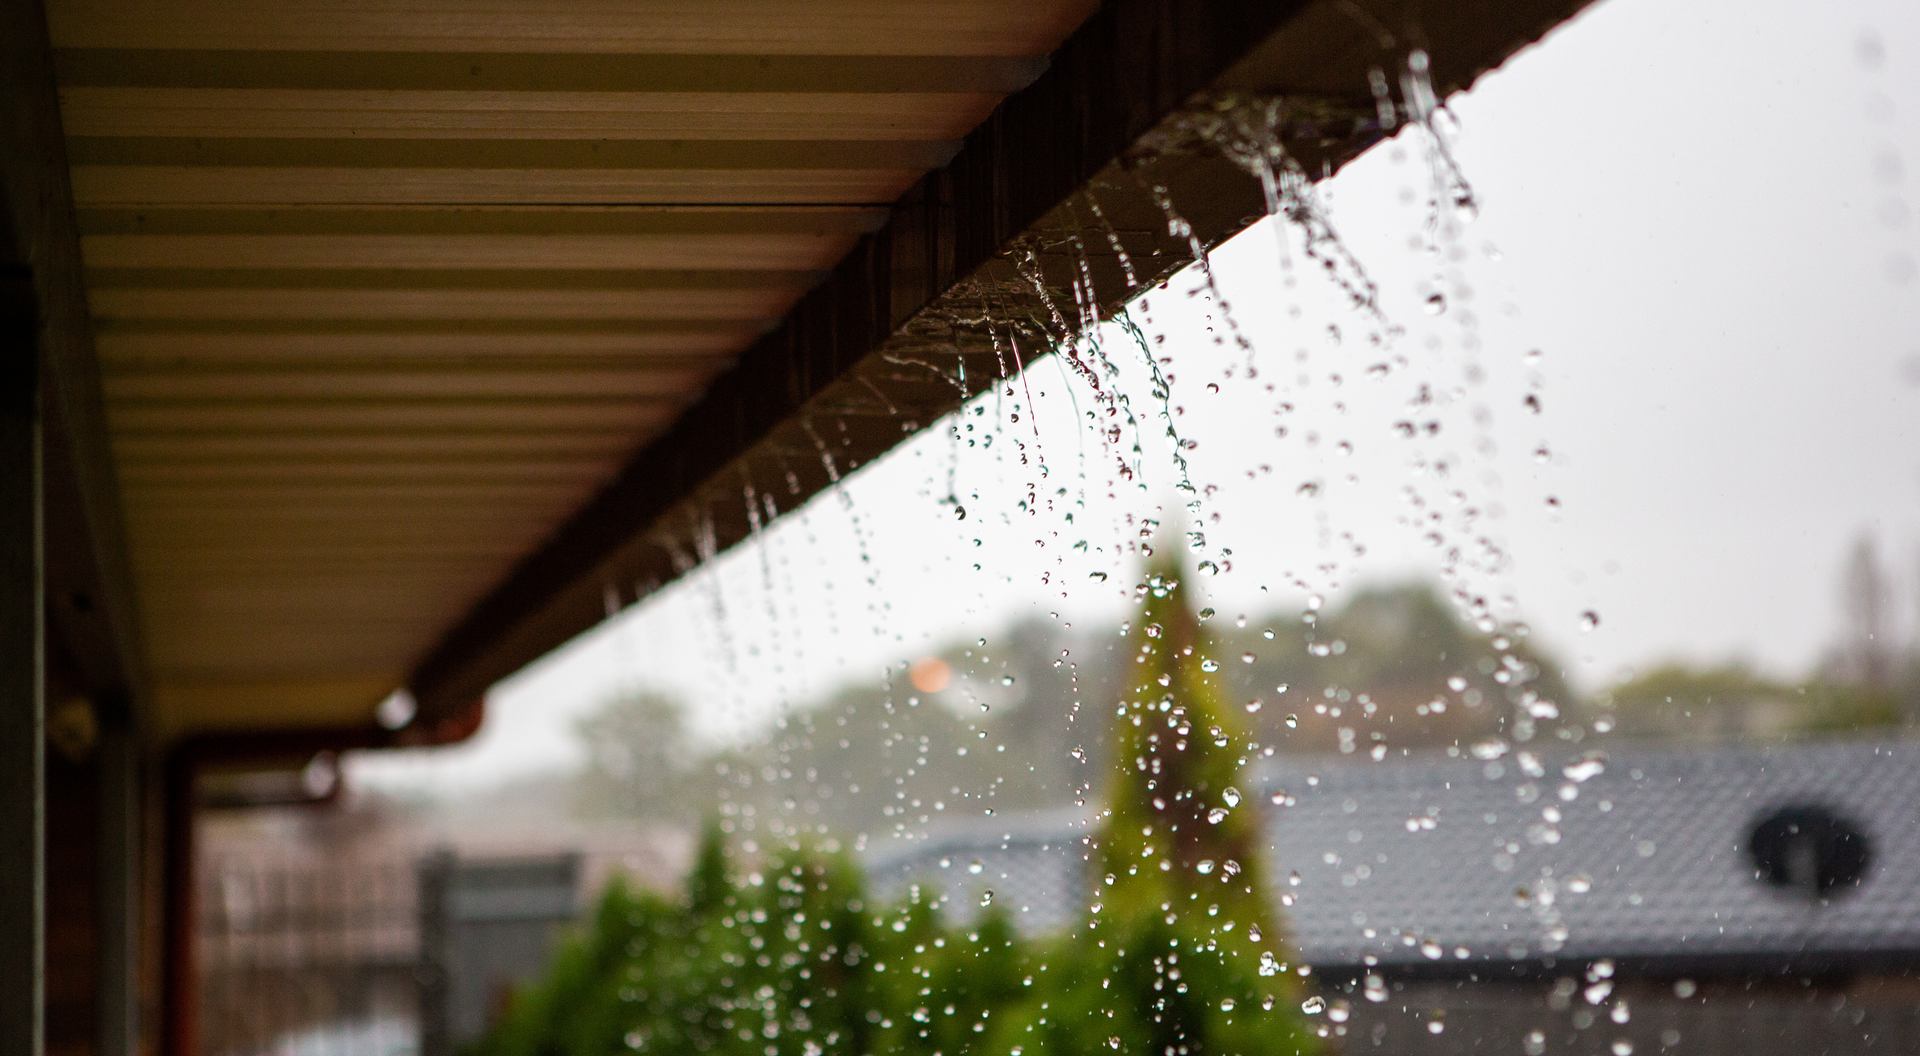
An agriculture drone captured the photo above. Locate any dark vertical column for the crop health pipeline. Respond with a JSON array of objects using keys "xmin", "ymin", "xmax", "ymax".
[
  {"xmin": 0, "ymin": 266, "xmax": 44, "ymax": 1056},
  {"xmin": 160, "ymin": 753, "xmax": 195, "ymax": 1056},
  {"xmin": 415, "ymin": 849, "xmax": 454, "ymax": 1056},
  {"xmin": 97, "ymin": 712, "xmax": 140, "ymax": 1056}
]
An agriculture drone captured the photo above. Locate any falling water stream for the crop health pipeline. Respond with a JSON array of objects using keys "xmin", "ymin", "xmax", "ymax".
[{"xmin": 394, "ymin": 28, "xmax": 1920, "ymax": 1056}]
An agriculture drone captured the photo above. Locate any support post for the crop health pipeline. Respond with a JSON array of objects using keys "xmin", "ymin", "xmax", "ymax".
[
  {"xmin": 97, "ymin": 710, "xmax": 140, "ymax": 1056},
  {"xmin": 160, "ymin": 752, "xmax": 195, "ymax": 1056},
  {"xmin": 0, "ymin": 265, "xmax": 44, "ymax": 1056}
]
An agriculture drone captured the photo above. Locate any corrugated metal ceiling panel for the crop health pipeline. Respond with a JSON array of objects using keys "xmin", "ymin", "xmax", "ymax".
[{"xmin": 48, "ymin": 0, "xmax": 1098, "ymax": 735}]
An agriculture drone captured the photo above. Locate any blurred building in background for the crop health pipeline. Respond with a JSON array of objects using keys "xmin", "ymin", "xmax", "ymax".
[{"xmin": 194, "ymin": 797, "xmax": 687, "ymax": 1056}]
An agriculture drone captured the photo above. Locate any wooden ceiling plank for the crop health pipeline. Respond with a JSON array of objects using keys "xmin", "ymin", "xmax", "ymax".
[
  {"xmin": 60, "ymin": 88, "xmax": 1004, "ymax": 140},
  {"xmin": 95, "ymin": 328, "xmax": 754, "ymax": 361},
  {"xmin": 105, "ymin": 401, "xmax": 679, "ymax": 433},
  {"xmin": 104, "ymin": 356, "xmax": 729, "ymax": 377},
  {"xmin": 81, "ymin": 233, "xmax": 869, "ymax": 269},
  {"xmin": 112, "ymin": 431, "xmax": 637, "ymax": 459},
  {"xmin": 102, "ymin": 367, "xmax": 711, "ymax": 400},
  {"xmin": 83, "ymin": 267, "xmax": 829, "ymax": 290},
  {"xmin": 88, "ymin": 286, "xmax": 805, "ymax": 322},
  {"xmin": 70, "ymin": 168, "xmax": 925, "ymax": 207},
  {"xmin": 69, "ymin": 137, "xmax": 962, "ymax": 170},
  {"xmin": 45, "ymin": 1, "xmax": 1099, "ymax": 55},
  {"xmin": 75, "ymin": 206, "xmax": 890, "ymax": 236}
]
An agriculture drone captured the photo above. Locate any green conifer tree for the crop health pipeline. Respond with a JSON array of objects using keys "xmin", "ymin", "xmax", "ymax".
[{"xmin": 1069, "ymin": 550, "xmax": 1314, "ymax": 1056}]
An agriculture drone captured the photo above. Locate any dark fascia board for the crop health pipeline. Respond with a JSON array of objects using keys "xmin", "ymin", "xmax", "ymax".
[
  {"xmin": 0, "ymin": 0, "xmax": 148, "ymax": 713},
  {"xmin": 407, "ymin": 0, "xmax": 1599, "ymax": 723}
]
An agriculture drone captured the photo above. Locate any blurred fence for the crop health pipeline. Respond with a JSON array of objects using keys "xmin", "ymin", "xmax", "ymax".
[{"xmin": 197, "ymin": 857, "xmax": 420, "ymax": 1056}]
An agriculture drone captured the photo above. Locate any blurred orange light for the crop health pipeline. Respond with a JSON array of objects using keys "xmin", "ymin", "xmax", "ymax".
[{"xmin": 909, "ymin": 657, "xmax": 952, "ymax": 693}]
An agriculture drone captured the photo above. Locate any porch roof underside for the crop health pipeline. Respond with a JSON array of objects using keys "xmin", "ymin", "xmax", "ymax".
[
  {"xmin": 46, "ymin": 0, "xmax": 1097, "ymax": 738},
  {"xmin": 20, "ymin": 0, "xmax": 1599, "ymax": 743}
]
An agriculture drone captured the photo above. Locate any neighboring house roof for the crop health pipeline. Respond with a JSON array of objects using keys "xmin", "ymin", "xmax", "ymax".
[
  {"xmin": 864, "ymin": 807, "xmax": 1097, "ymax": 935},
  {"xmin": 862, "ymin": 739, "xmax": 1920, "ymax": 972},
  {"xmin": 1258, "ymin": 738, "xmax": 1920, "ymax": 971}
]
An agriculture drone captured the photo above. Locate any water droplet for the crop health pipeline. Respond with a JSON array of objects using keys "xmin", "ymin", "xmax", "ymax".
[
  {"xmin": 1258, "ymin": 951, "xmax": 1281, "ymax": 977},
  {"xmin": 1198, "ymin": 607, "xmax": 1216, "ymax": 621},
  {"xmin": 1196, "ymin": 860, "xmax": 1216, "ymax": 874},
  {"xmin": 1471, "ymin": 738, "xmax": 1510, "ymax": 761},
  {"xmin": 1207, "ymin": 808, "xmax": 1229, "ymax": 824},
  {"xmin": 1000, "ymin": 675, "xmax": 1015, "ymax": 686},
  {"xmin": 1245, "ymin": 699, "xmax": 1262, "ymax": 713},
  {"xmin": 1288, "ymin": 870, "xmax": 1302, "ymax": 887},
  {"xmin": 1612, "ymin": 1041, "xmax": 1633, "ymax": 1056},
  {"xmin": 1421, "ymin": 939, "xmax": 1443, "ymax": 960},
  {"xmin": 1222, "ymin": 787, "xmax": 1241, "ymax": 808},
  {"xmin": 1285, "ymin": 714, "xmax": 1298, "ymax": 729},
  {"xmin": 1145, "ymin": 623, "xmax": 1163, "ymax": 638},
  {"xmin": 980, "ymin": 890, "xmax": 993, "ymax": 907},
  {"xmin": 1563, "ymin": 757, "xmax": 1606, "ymax": 783},
  {"xmin": 954, "ymin": 505, "xmax": 967, "ymax": 520},
  {"xmin": 1532, "ymin": 444, "xmax": 1552, "ymax": 463},
  {"xmin": 968, "ymin": 860, "xmax": 983, "ymax": 875},
  {"xmin": 1200, "ymin": 659, "xmax": 1220, "ymax": 672},
  {"xmin": 1579, "ymin": 610, "xmax": 1600, "ymax": 632},
  {"xmin": 1301, "ymin": 997, "xmax": 1326, "ymax": 1015},
  {"xmin": 1523, "ymin": 393, "xmax": 1542, "ymax": 414},
  {"xmin": 1424, "ymin": 292, "xmax": 1447, "ymax": 315},
  {"xmin": 1447, "ymin": 676, "xmax": 1468, "ymax": 692},
  {"xmin": 1219, "ymin": 998, "xmax": 1236, "ymax": 1012}
]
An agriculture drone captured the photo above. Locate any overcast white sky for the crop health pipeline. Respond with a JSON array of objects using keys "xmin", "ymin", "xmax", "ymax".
[{"xmin": 351, "ymin": 0, "xmax": 1920, "ymax": 797}]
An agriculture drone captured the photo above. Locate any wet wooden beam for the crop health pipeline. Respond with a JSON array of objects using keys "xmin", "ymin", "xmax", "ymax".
[{"xmin": 406, "ymin": 0, "xmax": 1598, "ymax": 721}]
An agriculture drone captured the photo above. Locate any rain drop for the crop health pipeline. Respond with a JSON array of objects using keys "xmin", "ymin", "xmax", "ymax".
[
  {"xmin": 1563, "ymin": 757, "xmax": 1606, "ymax": 783},
  {"xmin": 1301, "ymin": 997, "xmax": 1327, "ymax": 1015},
  {"xmin": 1579, "ymin": 610, "xmax": 1600, "ymax": 632},
  {"xmin": 1425, "ymin": 292, "xmax": 1447, "ymax": 315},
  {"xmin": 1471, "ymin": 738, "xmax": 1510, "ymax": 761}
]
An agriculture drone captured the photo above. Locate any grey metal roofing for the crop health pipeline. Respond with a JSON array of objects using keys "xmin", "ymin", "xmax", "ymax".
[
  {"xmin": 864, "ymin": 808, "xmax": 1095, "ymax": 935},
  {"xmin": 1257, "ymin": 738, "xmax": 1920, "ymax": 970},
  {"xmin": 862, "ymin": 739, "xmax": 1920, "ymax": 970}
]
